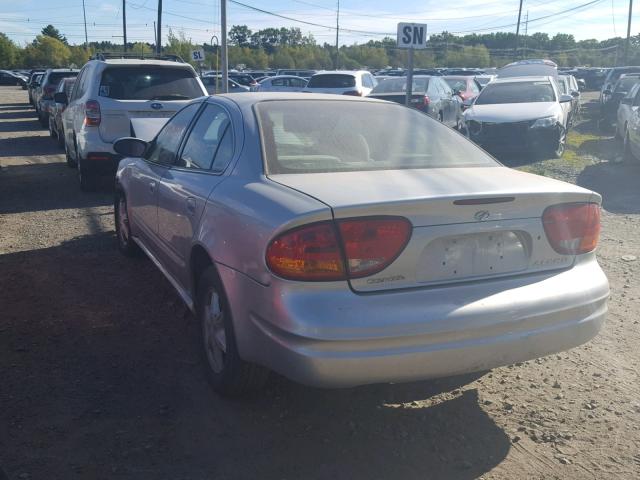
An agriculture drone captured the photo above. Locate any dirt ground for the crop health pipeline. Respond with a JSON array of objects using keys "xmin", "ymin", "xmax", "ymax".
[{"xmin": 1, "ymin": 86, "xmax": 639, "ymax": 480}]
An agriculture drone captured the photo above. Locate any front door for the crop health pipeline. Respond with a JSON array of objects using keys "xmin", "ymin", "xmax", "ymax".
[{"xmin": 156, "ymin": 102, "xmax": 236, "ymax": 288}]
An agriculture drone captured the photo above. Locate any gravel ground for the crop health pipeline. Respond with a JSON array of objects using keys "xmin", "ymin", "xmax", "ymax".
[{"xmin": 1, "ymin": 86, "xmax": 639, "ymax": 480}]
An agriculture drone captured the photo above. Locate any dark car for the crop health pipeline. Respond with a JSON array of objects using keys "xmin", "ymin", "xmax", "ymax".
[
  {"xmin": 36, "ymin": 68, "xmax": 79, "ymax": 127},
  {"xmin": 600, "ymin": 67, "xmax": 640, "ymax": 104},
  {"xmin": 27, "ymin": 72, "xmax": 44, "ymax": 106},
  {"xmin": 49, "ymin": 77, "xmax": 76, "ymax": 147},
  {"xmin": 443, "ymin": 75, "xmax": 482, "ymax": 102},
  {"xmin": 600, "ymin": 73, "xmax": 640, "ymax": 127},
  {"xmin": 368, "ymin": 75, "xmax": 461, "ymax": 128},
  {"xmin": 228, "ymin": 72, "xmax": 257, "ymax": 87},
  {"xmin": 443, "ymin": 68, "xmax": 485, "ymax": 76},
  {"xmin": 0, "ymin": 70, "xmax": 27, "ymax": 87}
]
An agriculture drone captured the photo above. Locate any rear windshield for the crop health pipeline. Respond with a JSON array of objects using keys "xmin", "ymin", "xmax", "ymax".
[
  {"xmin": 475, "ymin": 81, "xmax": 556, "ymax": 105},
  {"xmin": 99, "ymin": 67, "xmax": 202, "ymax": 100},
  {"xmin": 256, "ymin": 100, "xmax": 497, "ymax": 174},
  {"xmin": 444, "ymin": 78, "xmax": 467, "ymax": 91},
  {"xmin": 48, "ymin": 71, "xmax": 78, "ymax": 85},
  {"xmin": 371, "ymin": 77, "xmax": 429, "ymax": 94},
  {"xmin": 615, "ymin": 76, "xmax": 640, "ymax": 92},
  {"xmin": 307, "ymin": 74, "xmax": 356, "ymax": 88}
]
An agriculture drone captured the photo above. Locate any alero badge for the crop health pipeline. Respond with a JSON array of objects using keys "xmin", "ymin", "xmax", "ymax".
[{"xmin": 474, "ymin": 210, "xmax": 490, "ymax": 221}]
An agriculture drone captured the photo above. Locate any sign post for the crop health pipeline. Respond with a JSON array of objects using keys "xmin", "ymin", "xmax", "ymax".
[{"xmin": 396, "ymin": 22, "xmax": 428, "ymax": 108}]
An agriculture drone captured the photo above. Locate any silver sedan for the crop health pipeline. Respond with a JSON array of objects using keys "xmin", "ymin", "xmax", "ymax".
[
  {"xmin": 253, "ymin": 75, "xmax": 308, "ymax": 92},
  {"xmin": 113, "ymin": 93, "xmax": 609, "ymax": 395}
]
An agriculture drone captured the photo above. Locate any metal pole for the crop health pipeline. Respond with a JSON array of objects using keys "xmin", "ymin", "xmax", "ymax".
[
  {"xmin": 221, "ymin": 0, "xmax": 228, "ymax": 93},
  {"xmin": 624, "ymin": 0, "xmax": 634, "ymax": 65},
  {"xmin": 334, "ymin": 0, "xmax": 340, "ymax": 69},
  {"xmin": 211, "ymin": 35, "xmax": 219, "ymax": 91},
  {"xmin": 82, "ymin": 0, "xmax": 88, "ymax": 47},
  {"xmin": 405, "ymin": 48, "xmax": 414, "ymax": 107},
  {"xmin": 153, "ymin": 21, "xmax": 157, "ymax": 49},
  {"xmin": 157, "ymin": 0, "xmax": 162, "ymax": 54},
  {"xmin": 122, "ymin": 0, "xmax": 127, "ymax": 52},
  {"xmin": 514, "ymin": 0, "xmax": 524, "ymax": 58}
]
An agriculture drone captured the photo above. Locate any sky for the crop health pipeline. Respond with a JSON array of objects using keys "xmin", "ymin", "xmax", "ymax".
[{"xmin": 0, "ymin": 0, "xmax": 636, "ymax": 47}]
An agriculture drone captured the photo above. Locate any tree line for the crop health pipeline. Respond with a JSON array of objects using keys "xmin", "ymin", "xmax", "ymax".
[{"xmin": 1, "ymin": 24, "xmax": 640, "ymax": 71}]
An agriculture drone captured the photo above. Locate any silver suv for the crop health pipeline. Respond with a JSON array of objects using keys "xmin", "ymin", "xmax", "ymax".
[{"xmin": 60, "ymin": 53, "xmax": 207, "ymax": 191}]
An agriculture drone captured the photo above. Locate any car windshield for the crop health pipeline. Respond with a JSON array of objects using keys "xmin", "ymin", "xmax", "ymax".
[
  {"xmin": 371, "ymin": 77, "xmax": 429, "ymax": 93},
  {"xmin": 474, "ymin": 81, "xmax": 556, "ymax": 105},
  {"xmin": 99, "ymin": 67, "xmax": 202, "ymax": 100},
  {"xmin": 558, "ymin": 79, "xmax": 568, "ymax": 94},
  {"xmin": 615, "ymin": 77, "xmax": 640, "ymax": 92},
  {"xmin": 307, "ymin": 74, "xmax": 356, "ymax": 88},
  {"xmin": 256, "ymin": 100, "xmax": 497, "ymax": 174}
]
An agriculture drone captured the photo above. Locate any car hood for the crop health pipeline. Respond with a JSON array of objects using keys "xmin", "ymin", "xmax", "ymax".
[{"xmin": 465, "ymin": 102, "xmax": 559, "ymax": 123}]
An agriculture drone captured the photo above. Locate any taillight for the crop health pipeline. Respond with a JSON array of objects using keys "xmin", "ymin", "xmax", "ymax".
[
  {"xmin": 43, "ymin": 85, "xmax": 56, "ymax": 99},
  {"xmin": 542, "ymin": 203, "xmax": 600, "ymax": 255},
  {"xmin": 266, "ymin": 217, "xmax": 412, "ymax": 281},
  {"xmin": 84, "ymin": 100, "xmax": 101, "ymax": 126},
  {"xmin": 414, "ymin": 95, "xmax": 430, "ymax": 110},
  {"xmin": 343, "ymin": 90, "xmax": 362, "ymax": 96}
]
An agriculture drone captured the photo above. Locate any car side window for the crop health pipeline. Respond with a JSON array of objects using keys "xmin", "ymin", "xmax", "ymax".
[
  {"xmin": 634, "ymin": 87, "xmax": 640, "ymax": 106},
  {"xmin": 292, "ymin": 78, "xmax": 306, "ymax": 88},
  {"xmin": 145, "ymin": 103, "xmax": 200, "ymax": 166},
  {"xmin": 177, "ymin": 103, "xmax": 233, "ymax": 172},
  {"xmin": 70, "ymin": 69, "xmax": 83, "ymax": 100},
  {"xmin": 362, "ymin": 74, "xmax": 373, "ymax": 89},
  {"xmin": 272, "ymin": 78, "xmax": 285, "ymax": 87},
  {"xmin": 471, "ymin": 81, "xmax": 480, "ymax": 94}
]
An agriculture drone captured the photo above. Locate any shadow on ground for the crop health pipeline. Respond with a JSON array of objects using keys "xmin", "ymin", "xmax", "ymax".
[
  {"xmin": 578, "ymin": 160, "xmax": 640, "ymax": 214},
  {"xmin": 0, "ymin": 232, "xmax": 511, "ymax": 479}
]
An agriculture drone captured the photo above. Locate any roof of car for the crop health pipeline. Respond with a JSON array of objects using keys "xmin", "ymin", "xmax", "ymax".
[
  {"xmin": 312, "ymin": 70, "xmax": 369, "ymax": 76},
  {"xmin": 491, "ymin": 76, "xmax": 553, "ymax": 84},
  {"xmin": 208, "ymin": 92, "xmax": 386, "ymax": 107},
  {"xmin": 92, "ymin": 59, "xmax": 193, "ymax": 67},
  {"xmin": 46, "ymin": 68, "xmax": 79, "ymax": 72}
]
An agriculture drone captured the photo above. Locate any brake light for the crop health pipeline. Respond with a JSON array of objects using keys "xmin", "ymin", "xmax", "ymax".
[
  {"xmin": 542, "ymin": 203, "xmax": 600, "ymax": 255},
  {"xmin": 84, "ymin": 100, "xmax": 101, "ymax": 126},
  {"xmin": 266, "ymin": 217, "xmax": 412, "ymax": 281},
  {"xmin": 343, "ymin": 90, "xmax": 363, "ymax": 96},
  {"xmin": 43, "ymin": 85, "xmax": 56, "ymax": 99}
]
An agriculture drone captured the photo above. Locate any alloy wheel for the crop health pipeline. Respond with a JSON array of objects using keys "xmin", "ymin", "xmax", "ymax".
[{"xmin": 202, "ymin": 290, "xmax": 227, "ymax": 374}]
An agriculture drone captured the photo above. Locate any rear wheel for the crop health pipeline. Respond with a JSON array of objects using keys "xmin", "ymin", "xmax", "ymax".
[
  {"xmin": 57, "ymin": 127, "xmax": 65, "ymax": 148},
  {"xmin": 65, "ymin": 139, "xmax": 77, "ymax": 168},
  {"xmin": 114, "ymin": 192, "xmax": 141, "ymax": 256},
  {"xmin": 78, "ymin": 156, "xmax": 97, "ymax": 192},
  {"xmin": 550, "ymin": 127, "xmax": 567, "ymax": 159},
  {"xmin": 623, "ymin": 131, "xmax": 636, "ymax": 163},
  {"xmin": 48, "ymin": 117, "xmax": 55, "ymax": 138},
  {"xmin": 197, "ymin": 267, "xmax": 269, "ymax": 396}
]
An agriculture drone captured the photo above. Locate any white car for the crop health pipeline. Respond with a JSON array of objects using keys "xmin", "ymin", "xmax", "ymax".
[
  {"xmin": 253, "ymin": 75, "xmax": 307, "ymax": 92},
  {"xmin": 201, "ymin": 75, "xmax": 250, "ymax": 94},
  {"xmin": 60, "ymin": 54, "xmax": 207, "ymax": 191},
  {"xmin": 464, "ymin": 76, "xmax": 573, "ymax": 158},
  {"xmin": 304, "ymin": 70, "xmax": 377, "ymax": 96}
]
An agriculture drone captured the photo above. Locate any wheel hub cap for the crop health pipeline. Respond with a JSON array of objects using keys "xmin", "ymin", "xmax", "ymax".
[{"xmin": 203, "ymin": 291, "xmax": 226, "ymax": 373}]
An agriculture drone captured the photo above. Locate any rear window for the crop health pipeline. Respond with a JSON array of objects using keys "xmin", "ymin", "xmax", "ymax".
[
  {"xmin": 48, "ymin": 72, "xmax": 78, "ymax": 85},
  {"xmin": 256, "ymin": 100, "xmax": 497, "ymax": 174},
  {"xmin": 371, "ymin": 77, "xmax": 429, "ymax": 94},
  {"xmin": 615, "ymin": 76, "xmax": 640, "ymax": 92},
  {"xmin": 307, "ymin": 74, "xmax": 356, "ymax": 88},
  {"xmin": 475, "ymin": 81, "xmax": 556, "ymax": 105},
  {"xmin": 99, "ymin": 67, "xmax": 202, "ymax": 100}
]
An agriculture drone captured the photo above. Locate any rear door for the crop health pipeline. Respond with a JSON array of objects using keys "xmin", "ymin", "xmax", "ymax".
[
  {"xmin": 96, "ymin": 65, "xmax": 205, "ymax": 144},
  {"xmin": 156, "ymin": 102, "xmax": 236, "ymax": 287},
  {"xmin": 127, "ymin": 103, "xmax": 201, "ymax": 249}
]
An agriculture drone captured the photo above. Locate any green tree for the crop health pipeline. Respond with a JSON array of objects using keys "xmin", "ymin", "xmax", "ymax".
[
  {"xmin": 41, "ymin": 24, "xmax": 67, "ymax": 44},
  {"xmin": 165, "ymin": 29, "xmax": 196, "ymax": 66},
  {"xmin": 69, "ymin": 45, "xmax": 93, "ymax": 68},
  {"xmin": 229, "ymin": 25, "xmax": 252, "ymax": 47},
  {"xmin": 23, "ymin": 35, "xmax": 71, "ymax": 67},
  {"xmin": 0, "ymin": 33, "xmax": 19, "ymax": 68}
]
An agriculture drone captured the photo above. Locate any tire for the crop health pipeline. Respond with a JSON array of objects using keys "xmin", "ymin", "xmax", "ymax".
[
  {"xmin": 197, "ymin": 267, "xmax": 269, "ymax": 396},
  {"xmin": 65, "ymin": 139, "xmax": 77, "ymax": 168},
  {"xmin": 114, "ymin": 191, "xmax": 141, "ymax": 257},
  {"xmin": 623, "ymin": 131, "xmax": 636, "ymax": 163},
  {"xmin": 77, "ymin": 156, "xmax": 97, "ymax": 192},
  {"xmin": 39, "ymin": 112, "xmax": 48, "ymax": 128},
  {"xmin": 57, "ymin": 127, "xmax": 65, "ymax": 148},
  {"xmin": 48, "ymin": 117, "xmax": 56, "ymax": 138},
  {"xmin": 549, "ymin": 127, "xmax": 567, "ymax": 159}
]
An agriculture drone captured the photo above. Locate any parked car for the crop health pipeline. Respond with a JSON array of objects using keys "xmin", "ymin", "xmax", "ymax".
[
  {"xmin": 600, "ymin": 66, "xmax": 640, "ymax": 104},
  {"xmin": 253, "ymin": 75, "xmax": 307, "ymax": 92},
  {"xmin": 202, "ymin": 75, "xmax": 250, "ymax": 94},
  {"xmin": 475, "ymin": 74, "xmax": 496, "ymax": 89},
  {"xmin": 304, "ymin": 71, "xmax": 377, "ymax": 96},
  {"xmin": 464, "ymin": 76, "xmax": 573, "ymax": 157},
  {"xmin": 27, "ymin": 72, "xmax": 44, "ymax": 106},
  {"xmin": 443, "ymin": 68, "xmax": 484, "ymax": 76},
  {"xmin": 276, "ymin": 69, "xmax": 316, "ymax": 78},
  {"xmin": 557, "ymin": 74, "xmax": 582, "ymax": 126},
  {"xmin": 369, "ymin": 75, "xmax": 460, "ymax": 128},
  {"xmin": 60, "ymin": 55, "xmax": 207, "ymax": 190},
  {"xmin": 616, "ymin": 82, "xmax": 640, "ymax": 141},
  {"xmin": 600, "ymin": 73, "xmax": 640, "ymax": 128},
  {"xmin": 0, "ymin": 69, "xmax": 27, "ymax": 87},
  {"xmin": 36, "ymin": 68, "xmax": 79, "ymax": 127},
  {"xmin": 48, "ymin": 77, "xmax": 76, "ymax": 148},
  {"xmin": 112, "ymin": 93, "xmax": 608, "ymax": 395},
  {"xmin": 497, "ymin": 59, "xmax": 558, "ymax": 80},
  {"xmin": 228, "ymin": 72, "xmax": 257, "ymax": 88},
  {"xmin": 443, "ymin": 75, "xmax": 482, "ymax": 101}
]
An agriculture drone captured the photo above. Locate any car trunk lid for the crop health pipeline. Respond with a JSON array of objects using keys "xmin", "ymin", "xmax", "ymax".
[{"xmin": 269, "ymin": 167, "xmax": 599, "ymax": 292}]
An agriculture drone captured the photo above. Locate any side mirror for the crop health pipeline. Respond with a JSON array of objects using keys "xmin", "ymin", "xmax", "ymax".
[
  {"xmin": 113, "ymin": 137, "xmax": 148, "ymax": 158},
  {"xmin": 571, "ymin": 90, "xmax": 580, "ymax": 98},
  {"xmin": 54, "ymin": 92, "xmax": 68, "ymax": 104},
  {"xmin": 559, "ymin": 94, "xmax": 573, "ymax": 103},
  {"xmin": 603, "ymin": 89, "xmax": 612, "ymax": 95}
]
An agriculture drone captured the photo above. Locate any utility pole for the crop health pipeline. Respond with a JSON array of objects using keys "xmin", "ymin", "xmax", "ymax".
[
  {"xmin": 82, "ymin": 0, "xmax": 88, "ymax": 47},
  {"xmin": 514, "ymin": 0, "xmax": 524, "ymax": 59},
  {"xmin": 221, "ymin": 0, "xmax": 228, "ymax": 93},
  {"xmin": 153, "ymin": 21, "xmax": 157, "ymax": 49},
  {"xmin": 122, "ymin": 0, "xmax": 127, "ymax": 52},
  {"xmin": 624, "ymin": 0, "xmax": 634, "ymax": 65},
  {"xmin": 522, "ymin": 10, "xmax": 529, "ymax": 59},
  {"xmin": 157, "ymin": 0, "xmax": 162, "ymax": 54},
  {"xmin": 334, "ymin": 0, "xmax": 340, "ymax": 69}
]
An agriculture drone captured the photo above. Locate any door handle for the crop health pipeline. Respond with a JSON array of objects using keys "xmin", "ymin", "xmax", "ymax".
[
  {"xmin": 186, "ymin": 197, "xmax": 196, "ymax": 215},
  {"xmin": 149, "ymin": 181, "xmax": 156, "ymax": 193}
]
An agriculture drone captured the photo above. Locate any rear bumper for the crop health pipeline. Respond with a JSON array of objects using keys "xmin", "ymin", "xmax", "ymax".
[
  {"xmin": 220, "ymin": 256, "xmax": 608, "ymax": 388},
  {"xmin": 82, "ymin": 152, "xmax": 121, "ymax": 175}
]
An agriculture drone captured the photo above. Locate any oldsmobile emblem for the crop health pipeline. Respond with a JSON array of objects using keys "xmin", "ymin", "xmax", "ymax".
[
  {"xmin": 150, "ymin": 102, "xmax": 164, "ymax": 110},
  {"xmin": 474, "ymin": 210, "xmax": 490, "ymax": 221}
]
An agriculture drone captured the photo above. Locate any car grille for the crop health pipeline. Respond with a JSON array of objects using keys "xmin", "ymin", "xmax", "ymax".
[{"xmin": 472, "ymin": 120, "xmax": 536, "ymax": 147}]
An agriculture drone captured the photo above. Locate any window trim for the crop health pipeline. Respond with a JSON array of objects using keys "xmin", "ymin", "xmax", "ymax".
[{"xmin": 170, "ymin": 100, "xmax": 236, "ymax": 175}]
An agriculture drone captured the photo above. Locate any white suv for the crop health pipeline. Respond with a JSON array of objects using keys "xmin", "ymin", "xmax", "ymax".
[
  {"xmin": 303, "ymin": 70, "xmax": 377, "ymax": 96},
  {"xmin": 60, "ymin": 54, "xmax": 207, "ymax": 191}
]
